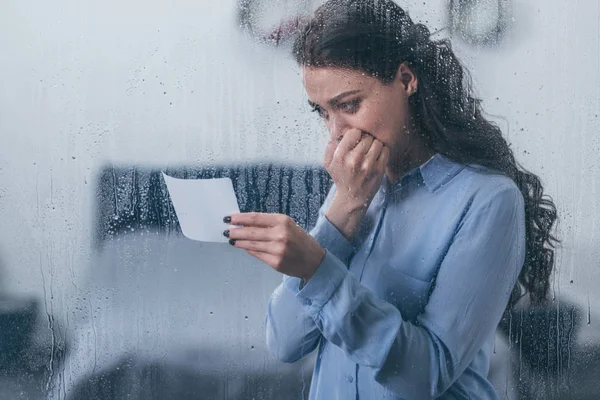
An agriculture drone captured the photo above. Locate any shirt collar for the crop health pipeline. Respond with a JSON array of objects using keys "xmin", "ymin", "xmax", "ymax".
[
  {"xmin": 420, "ymin": 153, "xmax": 466, "ymax": 192},
  {"xmin": 384, "ymin": 153, "xmax": 466, "ymax": 193}
]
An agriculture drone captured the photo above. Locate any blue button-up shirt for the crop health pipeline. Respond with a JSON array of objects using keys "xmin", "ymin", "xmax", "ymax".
[{"xmin": 265, "ymin": 153, "xmax": 526, "ymax": 399}]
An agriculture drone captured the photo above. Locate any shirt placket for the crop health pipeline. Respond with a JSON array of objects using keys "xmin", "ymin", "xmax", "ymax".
[
  {"xmin": 347, "ymin": 184, "xmax": 391, "ymax": 399},
  {"xmin": 356, "ymin": 185, "xmax": 390, "ymax": 281}
]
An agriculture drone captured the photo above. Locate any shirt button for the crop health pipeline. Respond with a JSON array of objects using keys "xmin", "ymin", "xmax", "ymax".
[
  {"xmin": 346, "ymin": 375, "xmax": 354, "ymax": 383},
  {"xmin": 304, "ymin": 299, "xmax": 312, "ymax": 306}
]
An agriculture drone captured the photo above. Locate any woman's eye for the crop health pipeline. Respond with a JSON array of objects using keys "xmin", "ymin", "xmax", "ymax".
[
  {"xmin": 311, "ymin": 106, "xmax": 328, "ymax": 119},
  {"xmin": 339, "ymin": 99, "xmax": 361, "ymax": 113}
]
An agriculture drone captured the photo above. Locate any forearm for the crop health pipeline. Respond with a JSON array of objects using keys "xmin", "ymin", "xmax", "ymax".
[
  {"xmin": 265, "ymin": 276, "xmax": 322, "ymax": 363},
  {"xmin": 295, "ymin": 253, "xmax": 454, "ymax": 398},
  {"xmin": 324, "ymin": 193, "xmax": 368, "ymax": 243}
]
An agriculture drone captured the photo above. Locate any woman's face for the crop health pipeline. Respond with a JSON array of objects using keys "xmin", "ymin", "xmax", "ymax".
[{"xmin": 301, "ymin": 65, "xmax": 416, "ymax": 159}]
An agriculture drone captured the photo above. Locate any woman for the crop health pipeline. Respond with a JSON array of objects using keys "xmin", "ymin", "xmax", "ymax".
[{"xmin": 222, "ymin": 0, "xmax": 558, "ymax": 398}]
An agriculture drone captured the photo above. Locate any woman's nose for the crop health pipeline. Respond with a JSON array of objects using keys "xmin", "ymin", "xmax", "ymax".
[{"xmin": 326, "ymin": 115, "xmax": 347, "ymax": 141}]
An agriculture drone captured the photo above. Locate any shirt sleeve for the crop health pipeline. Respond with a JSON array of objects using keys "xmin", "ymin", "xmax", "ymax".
[
  {"xmin": 293, "ymin": 184, "xmax": 526, "ymax": 399},
  {"xmin": 265, "ymin": 182, "xmax": 356, "ymax": 362},
  {"xmin": 307, "ymin": 183, "xmax": 356, "ymax": 266}
]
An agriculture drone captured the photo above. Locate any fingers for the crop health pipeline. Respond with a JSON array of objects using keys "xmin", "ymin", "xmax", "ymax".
[
  {"xmin": 225, "ymin": 213, "xmax": 298, "ymax": 256},
  {"xmin": 226, "ymin": 226, "xmax": 272, "ymax": 242},
  {"xmin": 228, "ymin": 220, "xmax": 293, "ymax": 242},
  {"xmin": 375, "ymin": 145, "xmax": 390, "ymax": 175},
  {"xmin": 226, "ymin": 212, "xmax": 287, "ymax": 228},
  {"xmin": 361, "ymin": 139, "xmax": 385, "ymax": 169},
  {"xmin": 379, "ymin": 144, "xmax": 390, "ymax": 163},
  {"xmin": 338, "ymin": 131, "xmax": 386, "ymax": 174},
  {"xmin": 323, "ymin": 140, "xmax": 336, "ymax": 169},
  {"xmin": 348, "ymin": 131, "xmax": 375, "ymax": 160},
  {"xmin": 234, "ymin": 239, "xmax": 284, "ymax": 255},
  {"xmin": 334, "ymin": 129, "xmax": 362, "ymax": 158},
  {"xmin": 334, "ymin": 129, "xmax": 380, "ymax": 170}
]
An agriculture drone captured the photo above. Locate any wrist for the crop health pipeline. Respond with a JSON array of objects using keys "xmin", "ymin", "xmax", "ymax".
[
  {"xmin": 302, "ymin": 245, "xmax": 326, "ymax": 283},
  {"xmin": 331, "ymin": 192, "xmax": 368, "ymax": 214},
  {"xmin": 325, "ymin": 194, "xmax": 368, "ymax": 242}
]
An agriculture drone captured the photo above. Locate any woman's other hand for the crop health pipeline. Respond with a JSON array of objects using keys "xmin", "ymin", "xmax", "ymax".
[
  {"xmin": 322, "ymin": 128, "xmax": 389, "ymax": 241},
  {"xmin": 324, "ymin": 128, "xmax": 389, "ymax": 212}
]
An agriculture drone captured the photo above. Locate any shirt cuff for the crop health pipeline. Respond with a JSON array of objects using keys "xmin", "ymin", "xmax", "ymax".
[
  {"xmin": 309, "ymin": 215, "xmax": 356, "ymax": 265},
  {"xmin": 296, "ymin": 249, "xmax": 349, "ymax": 313},
  {"xmin": 283, "ymin": 275, "xmax": 303, "ymax": 295}
]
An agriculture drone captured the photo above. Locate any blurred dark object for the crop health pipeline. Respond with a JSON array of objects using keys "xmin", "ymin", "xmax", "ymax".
[
  {"xmin": 498, "ymin": 299, "xmax": 581, "ymax": 374},
  {"xmin": 94, "ymin": 163, "xmax": 332, "ymax": 248},
  {"xmin": 498, "ymin": 298, "xmax": 600, "ymax": 399},
  {"xmin": 236, "ymin": 0, "xmax": 313, "ymax": 46},
  {"xmin": 0, "ymin": 295, "xmax": 68, "ymax": 399},
  {"xmin": 0, "ymin": 296, "xmax": 37, "ymax": 370},
  {"xmin": 68, "ymin": 358, "xmax": 221, "ymax": 400},
  {"xmin": 69, "ymin": 355, "xmax": 311, "ymax": 400},
  {"xmin": 448, "ymin": 0, "xmax": 512, "ymax": 46}
]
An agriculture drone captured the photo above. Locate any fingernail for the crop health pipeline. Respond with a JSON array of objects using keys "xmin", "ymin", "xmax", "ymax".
[
  {"xmin": 223, "ymin": 229, "xmax": 230, "ymax": 238},
  {"xmin": 229, "ymin": 239, "xmax": 236, "ymax": 246},
  {"xmin": 223, "ymin": 216, "xmax": 231, "ymax": 223}
]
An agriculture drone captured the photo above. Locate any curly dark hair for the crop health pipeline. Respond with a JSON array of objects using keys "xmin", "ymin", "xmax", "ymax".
[{"xmin": 293, "ymin": 0, "xmax": 559, "ymax": 310}]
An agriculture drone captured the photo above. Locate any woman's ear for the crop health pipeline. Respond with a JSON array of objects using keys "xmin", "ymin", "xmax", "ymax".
[{"xmin": 397, "ymin": 62, "xmax": 418, "ymax": 96}]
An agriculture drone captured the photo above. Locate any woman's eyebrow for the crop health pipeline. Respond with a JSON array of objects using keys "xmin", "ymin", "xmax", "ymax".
[
  {"xmin": 308, "ymin": 90, "xmax": 361, "ymax": 109},
  {"xmin": 328, "ymin": 90, "xmax": 361, "ymax": 106}
]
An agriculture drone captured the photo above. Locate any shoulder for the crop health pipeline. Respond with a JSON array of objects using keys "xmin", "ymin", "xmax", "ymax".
[
  {"xmin": 452, "ymin": 163, "xmax": 525, "ymax": 218},
  {"xmin": 425, "ymin": 154, "xmax": 522, "ymax": 208}
]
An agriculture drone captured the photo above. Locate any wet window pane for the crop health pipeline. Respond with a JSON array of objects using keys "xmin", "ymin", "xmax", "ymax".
[{"xmin": 0, "ymin": 1, "xmax": 598, "ymax": 399}]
